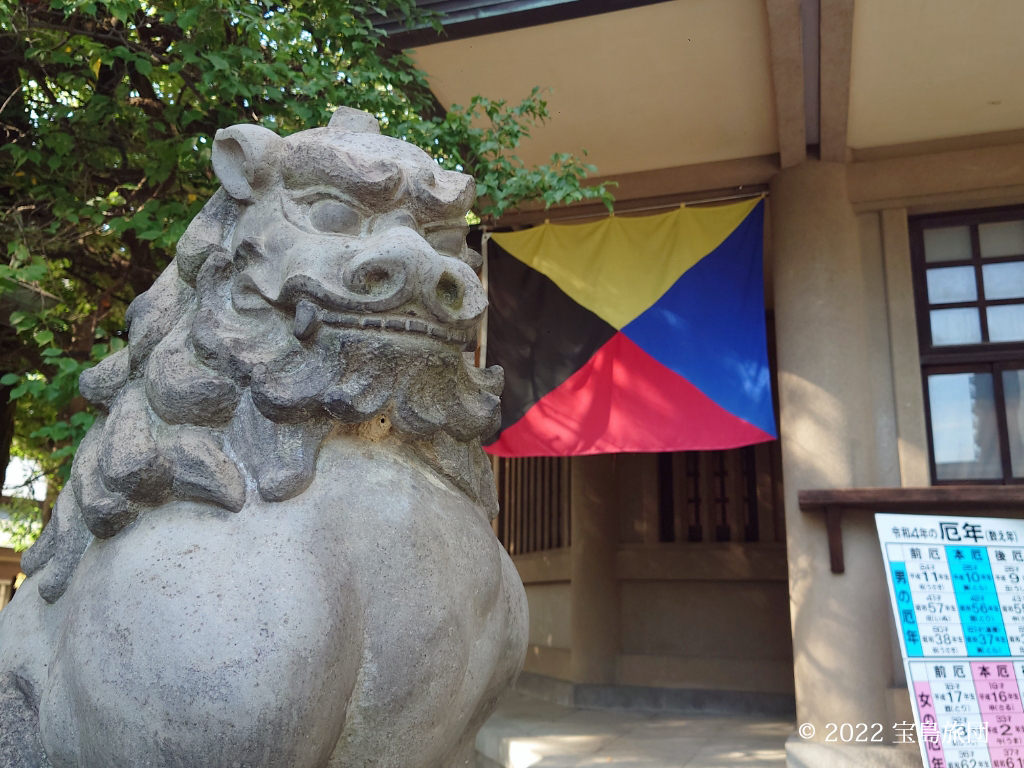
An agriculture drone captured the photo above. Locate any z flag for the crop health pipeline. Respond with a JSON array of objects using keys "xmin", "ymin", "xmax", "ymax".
[{"xmin": 483, "ymin": 197, "xmax": 776, "ymax": 457}]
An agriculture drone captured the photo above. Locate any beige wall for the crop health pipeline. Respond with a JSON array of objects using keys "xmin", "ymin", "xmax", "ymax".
[
  {"xmin": 620, "ymin": 579, "xmax": 790, "ymax": 659},
  {"xmin": 619, "ymin": 577, "xmax": 793, "ymax": 693},
  {"xmin": 525, "ymin": 582, "xmax": 571, "ymax": 649},
  {"xmin": 515, "ymin": 546, "xmax": 793, "ymax": 694},
  {"xmin": 512, "ymin": 473, "xmax": 793, "ymax": 695},
  {"xmin": 614, "ymin": 452, "xmax": 654, "ymax": 545},
  {"xmin": 512, "ymin": 549, "xmax": 573, "ymax": 681}
]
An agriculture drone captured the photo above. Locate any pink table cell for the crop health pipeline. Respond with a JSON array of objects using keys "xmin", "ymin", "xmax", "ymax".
[
  {"xmin": 975, "ymin": 662, "xmax": 1024, "ymax": 716},
  {"xmin": 941, "ymin": 748, "xmax": 992, "ymax": 768},
  {"xmin": 991, "ymin": 747, "xmax": 1024, "ymax": 768},
  {"xmin": 988, "ymin": 715, "xmax": 1024, "ymax": 749},
  {"xmin": 917, "ymin": 681, "xmax": 948, "ymax": 768}
]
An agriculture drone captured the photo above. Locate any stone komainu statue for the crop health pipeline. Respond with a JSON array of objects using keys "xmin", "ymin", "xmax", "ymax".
[{"xmin": 0, "ymin": 108, "xmax": 528, "ymax": 768}]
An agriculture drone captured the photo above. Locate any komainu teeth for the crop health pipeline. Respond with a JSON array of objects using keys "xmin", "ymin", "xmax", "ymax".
[
  {"xmin": 293, "ymin": 300, "xmax": 318, "ymax": 341},
  {"xmin": 319, "ymin": 309, "xmax": 471, "ymax": 345}
]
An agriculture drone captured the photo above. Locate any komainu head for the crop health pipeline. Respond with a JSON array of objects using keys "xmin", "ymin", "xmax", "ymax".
[{"xmin": 22, "ymin": 108, "xmax": 503, "ymax": 602}]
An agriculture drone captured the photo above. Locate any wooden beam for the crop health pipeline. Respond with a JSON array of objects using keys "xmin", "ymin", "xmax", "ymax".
[
  {"xmin": 800, "ymin": 486, "xmax": 1024, "ymax": 574},
  {"xmin": 591, "ymin": 154, "xmax": 778, "ymax": 203},
  {"xmin": 491, "ymin": 154, "xmax": 778, "ymax": 227},
  {"xmin": 818, "ymin": 0, "xmax": 854, "ymax": 163},
  {"xmin": 847, "ymin": 142, "xmax": 1024, "ymax": 212},
  {"xmin": 799, "ymin": 486, "xmax": 1024, "ymax": 513},
  {"xmin": 510, "ymin": 548, "xmax": 572, "ymax": 585},
  {"xmin": 825, "ymin": 509, "xmax": 844, "ymax": 574},
  {"xmin": 764, "ymin": 0, "xmax": 807, "ymax": 168},
  {"xmin": 850, "ymin": 128, "xmax": 1024, "ymax": 163},
  {"xmin": 615, "ymin": 543, "xmax": 788, "ymax": 582}
]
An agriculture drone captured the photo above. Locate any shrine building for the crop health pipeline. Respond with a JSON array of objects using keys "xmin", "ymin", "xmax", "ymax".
[
  {"xmin": 379, "ymin": 2, "xmax": 1024, "ymax": 767},
  {"xmin": 3, "ymin": 3, "xmax": 1024, "ymax": 767}
]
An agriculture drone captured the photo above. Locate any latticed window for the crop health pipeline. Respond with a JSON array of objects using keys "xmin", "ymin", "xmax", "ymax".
[
  {"xmin": 492, "ymin": 457, "xmax": 571, "ymax": 555},
  {"xmin": 911, "ymin": 206, "xmax": 1024, "ymax": 483},
  {"xmin": 660, "ymin": 447, "xmax": 784, "ymax": 544},
  {"xmin": 492, "ymin": 446, "xmax": 785, "ymax": 554}
]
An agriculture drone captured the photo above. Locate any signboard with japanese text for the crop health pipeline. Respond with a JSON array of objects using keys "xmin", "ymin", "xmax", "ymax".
[{"xmin": 878, "ymin": 513, "xmax": 1024, "ymax": 768}]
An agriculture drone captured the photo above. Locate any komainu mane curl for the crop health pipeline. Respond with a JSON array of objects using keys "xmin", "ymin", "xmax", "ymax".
[{"xmin": 22, "ymin": 110, "xmax": 503, "ymax": 604}]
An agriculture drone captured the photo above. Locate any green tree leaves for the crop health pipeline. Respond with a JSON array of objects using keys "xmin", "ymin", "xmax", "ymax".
[
  {"xmin": 0, "ymin": 497, "xmax": 44, "ymax": 552},
  {"xmin": 406, "ymin": 90, "xmax": 615, "ymax": 218},
  {"xmin": 0, "ymin": 0, "xmax": 613, "ymax": 542}
]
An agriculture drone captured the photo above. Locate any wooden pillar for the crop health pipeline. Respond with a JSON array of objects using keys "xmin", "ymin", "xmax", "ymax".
[{"xmin": 569, "ymin": 454, "xmax": 620, "ymax": 684}]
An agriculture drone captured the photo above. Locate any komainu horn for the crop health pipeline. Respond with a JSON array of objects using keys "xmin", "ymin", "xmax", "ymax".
[{"xmin": 0, "ymin": 107, "xmax": 528, "ymax": 768}]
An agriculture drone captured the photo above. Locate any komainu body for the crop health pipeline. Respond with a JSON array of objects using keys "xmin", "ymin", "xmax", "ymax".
[{"xmin": 0, "ymin": 108, "xmax": 528, "ymax": 768}]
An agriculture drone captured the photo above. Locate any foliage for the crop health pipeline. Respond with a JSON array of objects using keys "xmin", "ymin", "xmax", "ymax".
[
  {"xmin": 402, "ymin": 88, "xmax": 615, "ymax": 217},
  {"xmin": 0, "ymin": 496, "xmax": 44, "ymax": 552},
  {"xmin": 0, "ymin": 0, "xmax": 614, "ymax": 545}
]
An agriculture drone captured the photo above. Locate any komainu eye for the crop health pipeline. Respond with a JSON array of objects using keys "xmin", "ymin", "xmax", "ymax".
[
  {"xmin": 426, "ymin": 228, "xmax": 468, "ymax": 258},
  {"xmin": 309, "ymin": 199, "xmax": 361, "ymax": 235}
]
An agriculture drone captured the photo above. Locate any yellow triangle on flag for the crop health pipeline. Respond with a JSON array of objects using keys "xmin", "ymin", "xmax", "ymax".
[{"xmin": 491, "ymin": 197, "xmax": 761, "ymax": 330}]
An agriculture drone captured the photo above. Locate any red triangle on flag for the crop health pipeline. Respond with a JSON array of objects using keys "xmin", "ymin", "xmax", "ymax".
[{"xmin": 486, "ymin": 333, "xmax": 774, "ymax": 457}]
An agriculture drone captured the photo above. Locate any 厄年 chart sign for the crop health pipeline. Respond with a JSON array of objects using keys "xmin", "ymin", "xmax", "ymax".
[{"xmin": 878, "ymin": 513, "xmax": 1024, "ymax": 768}]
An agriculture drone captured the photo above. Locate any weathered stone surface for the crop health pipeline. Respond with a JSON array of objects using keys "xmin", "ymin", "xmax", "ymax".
[
  {"xmin": 0, "ymin": 106, "xmax": 527, "ymax": 767},
  {"xmin": 0, "ymin": 673, "xmax": 51, "ymax": 768}
]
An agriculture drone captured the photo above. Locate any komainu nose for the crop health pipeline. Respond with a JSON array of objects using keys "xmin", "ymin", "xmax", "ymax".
[
  {"xmin": 349, "ymin": 227, "xmax": 487, "ymax": 328},
  {"xmin": 421, "ymin": 256, "xmax": 487, "ymax": 327}
]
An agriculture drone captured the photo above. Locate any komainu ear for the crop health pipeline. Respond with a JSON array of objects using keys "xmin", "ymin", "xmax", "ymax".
[
  {"xmin": 212, "ymin": 124, "xmax": 283, "ymax": 203},
  {"xmin": 328, "ymin": 106, "xmax": 381, "ymax": 134}
]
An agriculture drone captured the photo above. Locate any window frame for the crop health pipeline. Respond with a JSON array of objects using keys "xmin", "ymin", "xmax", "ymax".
[{"xmin": 911, "ymin": 204, "xmax": 1024, "ymax": 485}]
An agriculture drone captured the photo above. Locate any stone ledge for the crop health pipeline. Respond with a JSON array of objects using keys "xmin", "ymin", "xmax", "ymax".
[
  {"xmin": 514, "ymin": 671, "xmax": 797, "ymax": 717},
  {"xmin": 786, "ymin": 733, "xmax": 922, "ymax": 768},
  {"xmin": 475, "ymin": 751, "xmax": 503, "ymax": 768},
  {"xmin": 514, "ymin": 670, "xmax": 576, "ymax": 708}
]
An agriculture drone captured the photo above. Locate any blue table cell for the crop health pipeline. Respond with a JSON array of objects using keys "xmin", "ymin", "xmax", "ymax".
[
  {"xmin": 891, "ymin": 562, "xmax": 924, "ymax": 657},
  {"xmin": 946, "ymin": 546, "xmax": 1010, "ymax": 656}
]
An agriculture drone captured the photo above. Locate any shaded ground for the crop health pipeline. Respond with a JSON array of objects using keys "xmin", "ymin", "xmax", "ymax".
[{"xmin": 476, "ymin": 690, "xmax": 793, "ymax": 767}]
